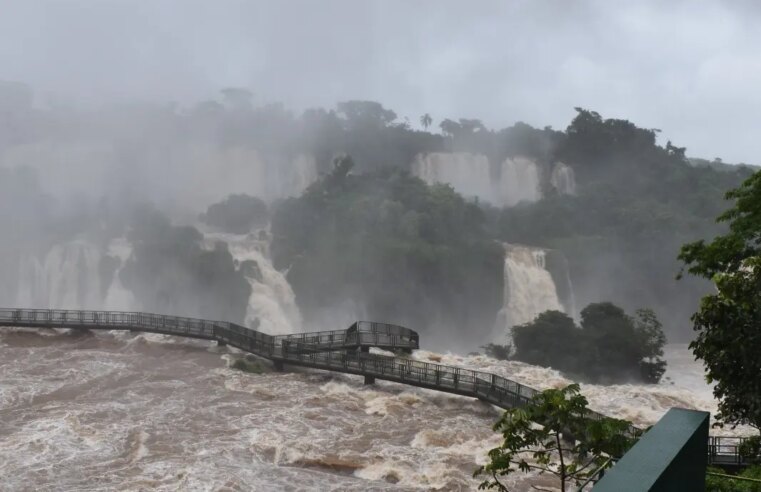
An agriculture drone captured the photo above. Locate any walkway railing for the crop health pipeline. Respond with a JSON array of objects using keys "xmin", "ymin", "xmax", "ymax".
[{"xmin": 0, "ymin": 308, "xmax": 752, "ymax": 468}]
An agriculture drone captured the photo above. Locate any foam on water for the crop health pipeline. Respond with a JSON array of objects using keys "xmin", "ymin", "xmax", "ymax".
[{"xmin": 1, "ymin": 326, "xmax": 749, "ymax": 491}]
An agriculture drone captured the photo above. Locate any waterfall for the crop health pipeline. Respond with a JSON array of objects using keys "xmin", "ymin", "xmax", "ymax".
[
  {"xmin": 497, "ymin": 244, "xmax": 564, "ymax": 340},
  {"xmin": 102, "ymin": 238, "xmax": 137, "ymax": 311},
  {"xmin": 496, "ymin": 157, "xmax": 542, "ymax": 206},
  {"xmin": 152, "ymin": 145, "xmax": 319, "ymax": 215},
  {"xmin": 412, "ymin": 152, "xmax": 493, "ymax": 202},
  {"xmin": 15, "ymin": 238, "xmax": 137, "ymax": 311},
  {"xmin": 285, "ymin": 153, "xmax": 319, "ymax": 197},
  {"xmin": 203, "ymin": 230, "xmax": 302, "ymax": 334},
  {"xmin": 17, "ymin": 240, "xmax": 104, "ymax": 310},
  {"xmin": 550, "ymin": 162, "xmax": 576, "ymax": 195},
  {"xmin": 412, "ymin": 153, "xmax": 542, "ymax": 207}
]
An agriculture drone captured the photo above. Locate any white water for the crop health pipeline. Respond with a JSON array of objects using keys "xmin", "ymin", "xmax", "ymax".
[
  {"xmin": 102, "ymin": 238, "xmax": 137, "ymax": 311},
  {"xmin": 496, "ymin": 156, "xmax": 542, "ymax": 206},
  {"xmin": 0, "ymin": 329, "xmax": 747, "ymax": 492},
  {"xmin": 14, "ymin": 238, "xmax": 137, "ymax": 312},
  {"xmin": 1, "ymin": 143, "xmax": 319, "ymax": 215},
  {"xmin": 497, "ymin": 244, "xmax": 564, "ymax": 340},
  {"xmin": 412, "ymin": 152, "xmax": 493, "ymax": 202},
  {"xmin": 203, "ymin": 230, "xmax": 302, "ymax": 334},
  {"xmin": 175, "ymin": 146, "xmax": 318, "ymax": 210},
  {"xmin": 414, "ymin": 345, "xmax": 753, "ymax": 436},
  {"xmin": 550, "ymin": 162, "xmax": 576, "ymax": 195},
  {"xmin": 16, "ymin": 240, "xmax": 105, "ymax": 310},
  {"xmin": 411, "ymin": 152, "xmax": 542, "ymax": 207}
]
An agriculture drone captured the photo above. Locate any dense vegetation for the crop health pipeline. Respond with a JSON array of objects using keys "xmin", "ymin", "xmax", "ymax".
[
  {"xmin": 706, "ymin": 466, "xmax": 761, "ymax": 492},
  {"xmin": 475, "ymin": 384, "xmax": 636, "ymax": 491},
  {"xmin": 120, "ymin": 206, "xmax": 251, "ymax": 323},
  {"xmin": 508, "ymin": 303, "xmax": 667, "ymax": 383},
  {"xmin": 271, "ymin": 155, "xmax": 504, "ymax": 340},
  {"xmin": 1, "ymin": 81, "xmax": 755, "ymax": 345},
  {"xmin": 200, "ymin": 194, "xmax": 268, "ymax": 234},
  {"xmin": 679, "ymin": 171, "xmax": 761, "ymax": 436},
  {"xmin": 496, "ymin": 109, "xmax": 755, "ymax": 340}
]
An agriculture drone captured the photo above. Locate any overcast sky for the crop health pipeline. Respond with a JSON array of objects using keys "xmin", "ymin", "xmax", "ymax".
[{"xmin": 1, "ymin": 0, "xmax": 759, "ymax": 163}]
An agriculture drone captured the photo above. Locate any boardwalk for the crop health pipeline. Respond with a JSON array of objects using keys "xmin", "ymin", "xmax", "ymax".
[{"xmin": 0, "ymin": 308, "xmax": 752, "ymax": 468}]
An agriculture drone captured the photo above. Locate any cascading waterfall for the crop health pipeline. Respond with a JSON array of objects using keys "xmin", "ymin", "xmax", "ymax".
[
  {"xmin": 102, "ymin": 238, "xmax": 137, "ymax": 311},
  {"xmin": 412, "ymin": 152, "xmax": 542, "ymax": 207},
  {"xmin": 15, "ymin": 238, "xmax": 137, "ymax": 311},
  {"xmin": 284, "ymin": 153, "xmax": 319, "ymax": 197},
  {"xmin": 178, "ymin": 146, "xmax": 319, "ymax": 209},
  {"xmin": 16, "ymin": 240, "xmax": 104, "ymax": 310},
  {"xmin": 203, "ymin": 230, "xmax": 302, "ymax": 334},
  {"xmin": 550, "ymin": 161, "xmax": 576, "ymax": 195},
  {"xmin": 497, "ymin": 244, "xmax": 564, "ymax": 341},
  {"xmin": 496, "ymin": 157, "xmax": 542, "ymax": 206},
  {"xmin": 412, "ymin": 152, "xmax": 493, "ymax": 201}
]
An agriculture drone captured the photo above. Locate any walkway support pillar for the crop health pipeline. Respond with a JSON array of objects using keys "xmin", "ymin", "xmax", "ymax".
[{"xmin": 364, "ymin": 375, "xmax": 375, "ymax": 385}]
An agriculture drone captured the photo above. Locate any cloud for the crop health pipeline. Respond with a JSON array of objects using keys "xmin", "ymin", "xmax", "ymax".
[{"xmin": 0, "ymin": 0, "xmax": 759, "ymax": 163}]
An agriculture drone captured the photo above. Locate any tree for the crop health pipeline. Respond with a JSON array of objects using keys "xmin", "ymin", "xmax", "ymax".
[
  {"xmin": 512, "ymin": 310, "xmax": 579, "ymax": 371},
  {"xmin": 633, "ymin": 308, "xmax": 668, "ymax": 383},
  {"xmin": 220, "ymin": 87, "xmax": 253, "ymax": 110},
  {"xmin": 199, "ymin": 194, "xmax": 268, "ymax": 234},
  {"xmin": 420, "ymin": 113, "xmax": 432, "ymax": 130},
  {"xmin": 336, "ymin": 100, "xmax": 397, "ymax": 129},
  {"xmin": 679, "ymin": 170, "xmax": 761, "ymax": 433},
  {"xmin": 580, "ymin": 303, "xmax": 644, "ymax": 379},
  {"xmin": 474, "ymin": 384, "xmax": 636, "ymax": 492},
  {"xmin": 510, "ymin": 304, "xmax": 667, "ymax": 383}
]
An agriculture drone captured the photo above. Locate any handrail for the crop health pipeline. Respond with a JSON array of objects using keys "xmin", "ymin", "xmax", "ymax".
[{"xmin": 0, "ymin": 307, "xmax": 752, "ymax": 468}]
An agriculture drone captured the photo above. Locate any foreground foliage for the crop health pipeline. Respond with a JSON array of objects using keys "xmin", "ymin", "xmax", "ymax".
[
  {"xmin": 707, "ymin": 466, "xmax": 761, "ymax": 492},
  {"xmin": 510, "ymin": 303, "xmax": 667, "ymax": 383},
  {"xmin": 474, "ymin": 384, "xmax": 637, "ymax": 492},
  {"xmin": 679, "ymin": 170, "xmax": 761, "ymax": 433}
]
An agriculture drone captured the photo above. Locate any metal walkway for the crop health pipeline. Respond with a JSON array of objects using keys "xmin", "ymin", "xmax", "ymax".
[{"xmin": 0, "ymin": 308, "xmax": 752, "ymax": 468}]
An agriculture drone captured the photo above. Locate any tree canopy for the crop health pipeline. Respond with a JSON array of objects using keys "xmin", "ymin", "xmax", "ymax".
[
  {"xmin": 121, "ymin": 206, "xmax": 251, "ymax": 323},
  {"xmin": 271, "ymin": 156, "xmax": 503, "ymax": 340},
  {"xmin": 511, "ymin": 304, "xmax": 667, "ymax": 383},
  {"xmin": 200, "ymin": 194, "xmax": 268, "ymax": 234},
  {"xmin": 474, "ymin": 384, "xmax": 637, "ymax": 492},
  {"xmin": 679, "ymin": 170, "xmax": 761, "ymax": 433}
]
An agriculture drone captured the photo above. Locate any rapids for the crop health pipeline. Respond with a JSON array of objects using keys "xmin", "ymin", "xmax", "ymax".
[{"xmin": 0, "ymin": 329, "xmax": 744, "ymax": 491}]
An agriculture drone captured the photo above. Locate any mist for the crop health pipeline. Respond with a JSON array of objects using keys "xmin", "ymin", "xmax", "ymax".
[
  {"xmin": 2, "ymin": 0, "xmax": 761, "ymax": 163},
  {"xmin": 3, "ymin": 3, "xmax": 760, "ymax": 490},
  {"xmin": 0, "ymin": 0, "xmax": 758, "ymax": 348}
]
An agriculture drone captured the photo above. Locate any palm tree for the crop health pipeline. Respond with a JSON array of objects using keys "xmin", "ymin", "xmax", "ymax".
[{"xmin": 420, "ymin": 113, "xmax": 432, "ymax": 130}]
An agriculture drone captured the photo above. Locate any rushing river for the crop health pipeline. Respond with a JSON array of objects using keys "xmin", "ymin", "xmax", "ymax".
[{"xmin": 0, "ymin": 327, "xmax": 740, "ymax": 492}]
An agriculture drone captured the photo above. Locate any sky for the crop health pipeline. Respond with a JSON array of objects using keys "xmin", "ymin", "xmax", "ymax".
[{"xmin": 1, "ymin": 0, "xmax": 760, "ymax": 164}]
